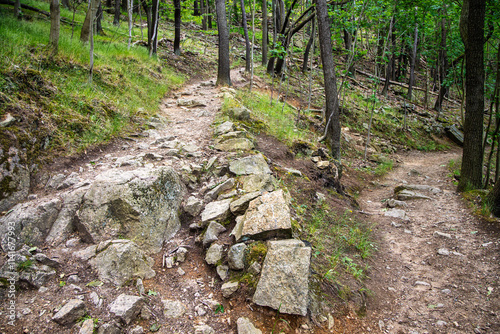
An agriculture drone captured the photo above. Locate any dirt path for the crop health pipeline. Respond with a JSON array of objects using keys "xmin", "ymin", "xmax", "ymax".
[{"xmin": 359, "ymin": 149, "xmax": 500, "ymax": 333}]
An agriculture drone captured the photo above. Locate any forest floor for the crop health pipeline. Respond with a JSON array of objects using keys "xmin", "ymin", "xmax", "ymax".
[{"xmin": 2, "ymin": 65, "xmax": 500, "ymax": 334}]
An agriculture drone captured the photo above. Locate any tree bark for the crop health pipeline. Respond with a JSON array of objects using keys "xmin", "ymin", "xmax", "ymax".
[
  {"xmin": 207, "ymin": 0, "xmax": 212, "ymax": 29},
  {"xmin": 315, "ymin": 0, "xmax": 341, "ymax": 160},
  {"xmin": 127, "ymin": 0, "xmax": 133, "ymax": 49},
  {"xmin": 262, "ymin": 0, "xmax": 268, "ymax": 66},
  {"xmin": 149, "ymin": 0, "xmax": 159, "ymax": 56},
  {"xmin": 174, "ymin": 0, "xmax": 181, "ymax": 55},
  {"xmin": 194, "ymin": 0, "xmax": 200, "ymax": 16},
  {"xmin": 201, "ymin": 0, "xmax": 207, "ymax": 30},
  {"xmin": 458, "ymin": 0, "xmax": 485, "ymax": 191},
  {"xmin": 14, "ymin": 0, "xmax": 20, "ymax": 17},
  {"xmin": 215, "ymin": 0, "xmax": 231, "ymax": 86},
  {"xmin": 381, "ymin": 16, "xmax": 394, "ymax": 96},
  {"xmin": 49, "ymin": 0, "xmax": 60, "ymax": 58},
  {"xmin": 96, "ymin": 0, "xmax": 104, "ymax": 35},
  {"xmin": 240, "ymin": 0, "xmax": 251, "ymax": 72},
  {"xmin": 434, "ymin": 14, "xmax": 450, "ymax": 112},
  {"xmin": 407, "ymin": 17, "xmax": 418, "ymax": 100},
  {"xmin": 113, "ymin": 0, "xmax": 120, "ymax": 25},
  {"xmin": 81, "ymin": 0, "xmax": 100, "ymax": 43},
  {"xmin": 302, "ymin": 18, "xmax": 315, "ymax": 73}
]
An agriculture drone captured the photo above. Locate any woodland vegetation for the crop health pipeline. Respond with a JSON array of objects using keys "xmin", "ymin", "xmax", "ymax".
[{"xmin": 1, "ymin": 0, "xmax": 500, "ymax": 211}]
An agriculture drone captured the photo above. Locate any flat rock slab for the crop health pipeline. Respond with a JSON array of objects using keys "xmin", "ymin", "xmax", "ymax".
[
  {"xmin": 229, "ymin": 154, "xmax": 271, "ymax": 175},
  {"xmin": 237, "ymin": 317, "xmax": 262, "ymax": 334},
  {"xmin": 201, "ymin": 198, "xmax": 232, "ymax": 224},
  {"xmin": 396, "ymin": 189, "xmax": 432, "ymax": 201},
  {"xmin": 215, "ymin": 138, "xmax": 254, "ymax": 152},
  {"xmin": 384, "ymin": 209, "xmax": 407, "ymax": 220},
  {"xmin": 395, "ymin": 184, "xmax": 442, "ymax": 194},
  {"xmin": 253, "ymin": 239, "xmax": 311, "ymax": 316},
  {"xmin": 232, "ymin": 190, "xmax": 291, "ymax": 241}
]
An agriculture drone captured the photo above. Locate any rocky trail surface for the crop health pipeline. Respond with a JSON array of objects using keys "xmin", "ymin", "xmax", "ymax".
[
  {"xmin": 360, "ymin": 150, "xmax": 500, "ymax": 334},
  {"xmin": 0, "ymin": 69, "xmax": 499, "ymax": 334}
]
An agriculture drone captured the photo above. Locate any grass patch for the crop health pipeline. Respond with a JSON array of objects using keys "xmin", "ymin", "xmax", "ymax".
[{"xmin": 0, "ymin": 5, "xmax": 184, "ymax": 160}]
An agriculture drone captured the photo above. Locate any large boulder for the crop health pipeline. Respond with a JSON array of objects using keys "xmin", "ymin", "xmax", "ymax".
[
  {"xmin": 231, "ymin": 190, "xmax": 291, "ymax": 241},
  {"xmin": 52, "ymin": 299, "xmax": 87, "ymax": 326},
  {"xmin": 253, "ymin": 239, "xmax": 311, "ymax": 316},
  {"xmin": 89, "ymin": 240, "xmax": 155, "ymax": 286},
  {"xmin": 75, "ymin": 167, "xmax": 184, "ymax": 253},
  {"xmin": 0, "ymin": 198, "xmax": 62, "ymax": 251}
]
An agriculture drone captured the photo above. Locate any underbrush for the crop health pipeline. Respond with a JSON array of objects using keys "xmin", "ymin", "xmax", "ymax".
[{"xmin": 0, "ymin": 5, "xmax": 184, "ymax": 158}]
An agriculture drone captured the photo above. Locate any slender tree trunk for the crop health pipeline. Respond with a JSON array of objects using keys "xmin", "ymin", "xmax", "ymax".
[
  {"xmin": 89, "ymin": 0, "xmax": 95, "ymax": 83},
  {"xmin": 459, "ymin": 0, "xmax": 485, "ymax": 191},
  {"xmin": 262, "ymin": 0, "xmax": 268, "ymax": 66},
  {"xmin": 49, "ymin": 0, "xmax": 60, "ymax": 58},
  {"xmin": 127, "ymin": 0, "xmax": 133, "ymax": 49},
  {"xmin": 114, "ymin": 0, "xmax": 120, "ymax": 25},
  {"xmin": 81, "ymin": 0, "xmax": 100, "ymax": 42},
  {"xmin": 408, "ymin": 17, "xmax": 418, "ymax": 100},
  {"xmin": 174, "ymin": 0, "xmax": 181, "ymax": 55},
  {"xmin": 96, "ymin": 1, "xmax": 103, "ymax": 35},
  {"xmin": 434, "ymin": 15, "xmax": 450, "ymax": 112},
  {"xmin": 201, "ymin": 0, "xmax": 207, "ymax": 30},
  {"xmin": 240, "ymin": 0, "xmax": 251, "ymax": 72},
  {"xmin": 381, "ymin": 16, "xmax": 394, "ymax": 96},
  {"xmin": 315, "ymin": 0, "xmax": 341, "ymax": 160},
  {"xmin": 215, "ymin": 0, "xmax": 231, "ymax": 86},
  {"xmin": 194, "ymin": 0, "xmax": 200, "ymax": 16},
  {"xmin": 207, "ymin": 0, "xmax": 212, "ymax": 29},
  {"xmin": 249, "ymin": 0, "xmax": 256, "ymax": 90},
  {"xmin": 302, "ymin": 18, "xmax": 315, "ymax": 73},
  {"xmin": 149, "ymin": 0, "xmax": 159, "ymax": 56}
]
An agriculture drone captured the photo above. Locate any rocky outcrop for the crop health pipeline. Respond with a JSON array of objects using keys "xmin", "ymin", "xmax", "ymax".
[
  {"xmin": 0, "ymin": 146, "xmax": 30, "ymax": 212},
  {"xmin": 229, "ymin": 154, "xmax": 271, "ymax": 176},
  {"xmin": 75, "ymin": 167, "xmax": 184, "ymax": 253},
  {"xmin": 88, "ymin": 240, "xmax": 155, "ymax": 286},
  {"xmin": 232, "ymin": 190, "xmax": 292, "ymax": 241},
  {"xmin": 253, "ymin": 239, "xmax": 311, "ymax": 316}
]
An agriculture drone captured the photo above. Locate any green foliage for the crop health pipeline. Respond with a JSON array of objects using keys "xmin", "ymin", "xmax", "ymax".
[
  {"xmin": 148, "ymin": 289, "xmax": 158, "ymax": 296},
  {"xmin": 86, "ymin": 280, "xmax": 103, "ymax": 287},
  {"xmin": 0, "ymin": 5, "xmax": 184, "ymax": 158},
  {"xmin": 246, "ymin": 241, "xmax": 268, "ymax": 265},
  {"xmin": 214, "ymin": 303, "xmax": 224, "ymax": 314},
  {"xmin": 374, "ymin": 159, "xmax": 394, "ymax": 176}
]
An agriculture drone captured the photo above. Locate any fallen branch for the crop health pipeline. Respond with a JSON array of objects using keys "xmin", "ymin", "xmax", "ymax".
[{"xmin": 0, "ymin": 0, "xmax": 74, "ymax": 25}]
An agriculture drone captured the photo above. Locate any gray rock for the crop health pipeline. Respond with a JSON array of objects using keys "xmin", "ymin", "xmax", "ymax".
[
  {"xmin": 230, "ymin": 192, "xmax": 261, "ymax": 214},
  {"xmin": 114, "ymin": 155, "xmax": 143, "ymax": 168},
  {"xmin": 89, "ymin": 291, "xmax": 102, "ymax": 307},
  {"xmin": 237, "ymin": 317, "xmax": 262, "ymax": 334},
  {"xmin": 0, "ymin": 251, "xmax": 56, "ymax": 288},
  {"xmin": 221, "ymin": 281, "xmax": 239, "ymax": 298},
  {"xmin": 204, "ymin": 178, "xmax": 236, "ymax": 202},
  {"xmin": 0, "ymin": 113, "xmax": 16, "ymax": 127},
  {"xmin": 384, "ymin": 209, "xmax": 406, "ymax": 220},
  {"xmin": 184, "ymin": 196, "xmax": 204, "ymax": 216},
  {"xmin": 201, "ymin": 198, "xmax": 232, "ymax": 225},
  {"xmin": 136, "ymin": 278, "xmax": 145, "ymax": 295},
  {"xmin": 57, "ymin": 172, "xmax": 82, "ymax": 190},
  {"xmin": 176, "ymin": 247, "xmax": 188, "ymax": 262},
  {"xmin": 240, "ymin": 174, "xmax": 275, "ymax": 193},
  {"xmin": 66, "ymin": 238, "xmax": 80, "ymax": 247},
  {"xmin": 205, "ymin": 243, "xmax": 223, "ymax": 265},
  {"xmin": 46, "ymin": 173, "xmax": 67, "ymax": 189},
  {"xmin": 216, "ymin": 265, "xmax": 229, "ymax": 280},
  {"xmin": 89, "ymin": 240, "xmax": 155, "ymax": 286},
  {"xmin": 52, "ymin": 299, "xmax": 87, "ymax": 326},
  {"xmin": 203, "ymin": 222, "xmax": 227, "ymax": 247},
  {"xmin": 386, "ymin": 199, "xmax": 408, "ymax": 208},
  {"xmin": 79, "ymin": 318, "xmax": 95, "ymax": 334},
  {"xmin": 395, "ymin": 184, "xmax": 442, "ymax": 194},
  {"xmin": 248, "ymin": 262, "xmax": 262, "ymax": 275},
  {"xmin": 438, "ymin": 248, "xmax": 450, "ymax": 256},
  {"xmin": 215, "ymin": 138, "xmax": 254, "ymax": 152},
  {"xmin": 68, "ymin": 275, "xmax": 81, "ymax": 284},
  {"xmin": 75, "ymin": 167, "xmax": 184, "ymax": 253},
  {"xmin": 228, "ymin": 243, "xmax": 247, "ymax": 270},
  {"xmin": 129, "ymin": 326, "xmax": 144, "ymax": 334},
  {"xmin": 0, "ymin": 198, "xmax": 62, "ymax": 251},
  {"xmin": 33, "ymin": 253, "xmax": 60, "ymax": 267},
  {"xmin": 162, "ymin": 300, "xmax": 187, "ymax": 318},
  {"xmin": 73, "ymin": 245, "xmax": 97, "ymax": 261},
  {"xmin": 232, "ymin": 190, "xmax": 292, "ymax": 241},
  {"xmin": 231, "ymin": 107, "xmax": 251, "ymax": 121},
  {"xmin": 214, "ymin": 121, "xmax": 235, "ymax": 136},
  {"xmin": 0, "ymin": 147, "xmax": 30, "ymax": 212},
  {"xmin": 194, "ymin": 324, "xmax": 215, "ymax": 334},
  {"xmin": 229, "ymin": 154, "xmax": 271, "ymax": 175},
  {"xmin": 434, "ymin": 231, "xmax": 452, "ymax": 239},
  {"xmin": 253, "ymin": 239, "xmax": 311, "ymax": 316},
  {"xmin": 195, "ymin": 304, "xmax": 207, "ymax": 316},
  {"xmin": 109, "ymin": 294, "xmax": 144, "ymax": 325},
  {"xmin": 97, "ymin": 322, "xmax": 121, "ymax": 334},
  {"xmin": 46, "ymin": 188, "xmax": 86, "ymax": 246},
  {"xmin": 177, "ymin": 98, "xmax": 206, "ymax": 107},
  {"xmin": 396, "ymin": 189, "xmax": 432, "ymax": 201}
]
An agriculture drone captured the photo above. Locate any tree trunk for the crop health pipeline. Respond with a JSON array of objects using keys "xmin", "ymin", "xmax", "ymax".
[
  {"xmin": 14, "ymin": 0, "xmax": 20, "ymax": 17},
  {"xmin": 407, "ymin": 18, "xmax": 418, "ymax": 100},
  {"xmin": 174, "ymin": 0, "xmax": 181, "ymax": 55},
  {"xmin": 201, "ymin": 0, "xmax": 207, "ymax": 30},
  {"xmin": 96, "ymin": 1, "xmax": 104, "ymax": 35},
  {"xmin": 193, "ymin": 0, "xmax": 200, "ymax": 16},
  {"xmin": 458, "ymin": 0, "xmax": 485, "ymax": 191},
  {"xmin": 206, "ymin": 0, "xmax": 212, "ymax": 29},
  {"xmin": 434, "ymin": 15, "xmax": 450, "ymax": 112},
  {"xmin": 240, "ymin": 0, "xmax": 251, "ymax": 71},
  {"xmin": 113, "ymin": 0, "xmax": 120, "ymax": 25},
  {"xmin": 262, "ymin": 0, "xmax": 268, "ymax": 66},
  {"xmin": 81, "ymin": 0, "xmax": 100, "ymax": 43},
  {"xmin": 49, "ymin": 0, "xmax": 60, "ymax": 58},
  {"xmin": 302, "ymin": 18, "xmax": 315, "ymax": 73},
  {"xmin": 381, "ymin": 16, "xmax": 394, "ymax": 96},
  {"xmin": 149, "ymin": 0, "xmax": 159, "ymax": 56},
  {"xmin": 315, "ymin": 0, "xmax": 340, "ymax": 160},
  {"xmin": 215, "ymin": 0, "xmax": 231, "ymax": 86},
  {"xmin": 127, "ymin": 0, "xmax": 133, "ymax": 49}
]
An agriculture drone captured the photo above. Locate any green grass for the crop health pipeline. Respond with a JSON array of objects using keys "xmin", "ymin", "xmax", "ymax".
[
  {"xmin": 221, "ymin": 89, "xmax": 316, "ymax": 146},
  {"xmin": 0, "ymin": 5, "xmax": 184, "ymax": 157}
]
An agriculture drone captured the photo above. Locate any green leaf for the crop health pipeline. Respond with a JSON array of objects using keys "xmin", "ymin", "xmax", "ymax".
[
  {"xmin": 150, "ymin": 323, "xmax": 161, "ymax": 332},
  {"xmin": 86, "ymin": 280, "xmax": 103, "ymax": 287},
  {"xmin": 148, "ymin": 290, "xmax": 158, "ymax": 296}
]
